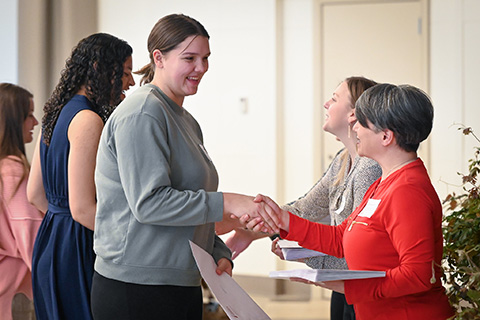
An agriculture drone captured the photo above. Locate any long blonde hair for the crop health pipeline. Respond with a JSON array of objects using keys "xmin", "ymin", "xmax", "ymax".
[{"xmin": 333, "ymin": 76, "xmax": 377, "ymax": 186}]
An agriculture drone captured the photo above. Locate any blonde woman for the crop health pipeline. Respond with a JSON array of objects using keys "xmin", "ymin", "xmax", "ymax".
[{"xmin": 225, "ymin": 76, "xmax": 381, "ymax": 320}]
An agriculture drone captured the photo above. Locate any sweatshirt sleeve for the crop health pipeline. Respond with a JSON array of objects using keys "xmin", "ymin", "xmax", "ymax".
[
  {"xmin": 113, "ymin": 112, "xmax": 223, "ymax": 227},
  {"xmin": 3, "ymin": 162, "xmax": 43, "ymax": 270},
  {"xmin": 212, "ymin": 234, "xmax": 233, "ymax": 266}
]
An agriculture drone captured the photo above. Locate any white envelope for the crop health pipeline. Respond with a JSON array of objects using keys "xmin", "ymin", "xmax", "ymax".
[{"xmin": 189, "ymin": 241, "xmax": 271, "ymax": 320}]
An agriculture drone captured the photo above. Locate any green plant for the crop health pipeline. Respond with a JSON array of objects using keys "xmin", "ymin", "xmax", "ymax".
[{"xmin": 442, "ymin": 126, "xmax": 480, "ymax": 319}]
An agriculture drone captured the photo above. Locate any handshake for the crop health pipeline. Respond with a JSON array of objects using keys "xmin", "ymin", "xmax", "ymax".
[{"xmin": 219, "ymin": 193, "xmax": 291, "ymax": 235}]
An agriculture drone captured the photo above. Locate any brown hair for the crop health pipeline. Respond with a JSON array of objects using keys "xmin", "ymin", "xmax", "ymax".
[
  {"xmin": 0, "ymin": 83, "xmax": 33, "ymax": 195},
  {"xmin": 334, "ymin": 76, "xmax": 377, "ymax": 186},
  {"xmin": 355, "ymin": 83, "xmax": 433, "ymax": 152},
  {"xmin": 136, "ymin": 13, "xmax": 210, "ymax": 85}
]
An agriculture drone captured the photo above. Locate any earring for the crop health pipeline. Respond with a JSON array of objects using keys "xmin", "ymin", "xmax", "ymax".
[{"xmin": 348, "ymin": 124, "xmax": 351, "ymax": 138}]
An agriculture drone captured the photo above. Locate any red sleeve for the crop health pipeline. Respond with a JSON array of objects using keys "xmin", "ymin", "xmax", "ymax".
[
  {"xmin": 280, "ymin": 212, "xmax": 347, "ymax": 258},
  {"xmin": 345, "ymin": 185, "xmax": 437, "ymax": 303}
]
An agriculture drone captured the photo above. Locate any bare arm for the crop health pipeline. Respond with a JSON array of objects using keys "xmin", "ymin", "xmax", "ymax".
[
  {"xmin": 67, "ymin": 110, "xmax": 103, "ymax": 230},
  {"xmin": 224, "ymin": 228, "xmax": 269, "ymax": 259},
  {"xmin": 26, "ymin": 135, "xmax": 48, "ymax": 213}
]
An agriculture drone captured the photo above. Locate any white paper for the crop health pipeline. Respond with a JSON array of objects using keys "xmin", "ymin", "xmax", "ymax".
[
  {"xmin": 189, "ymin": 241, "xmax": 271, "ymax": 320},
  {"xmin": 269, "ymin": 268, "xmax": 386, "ymax": 282},
  {"xmin": 277, "ymin": 240, "xmax": 326, "ymax": 261},
  {"xmin": 277, "ymin": 239, "xmax": 303, "ymax": 248}
]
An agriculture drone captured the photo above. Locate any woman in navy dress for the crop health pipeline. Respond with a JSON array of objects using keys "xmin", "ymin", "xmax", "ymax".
[{"xmin": 27, "ymin": 33, "xmax": 134, "ymax": 319}]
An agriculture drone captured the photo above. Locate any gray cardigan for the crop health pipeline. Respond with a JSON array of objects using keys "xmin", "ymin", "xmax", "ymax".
[
  {"xmin": 94, "ymin": 84, "xmax": 230, "ymax": 286},
  {"xmin": 282, "ymin": 149, "xmax": 381, "ymax": 269}
]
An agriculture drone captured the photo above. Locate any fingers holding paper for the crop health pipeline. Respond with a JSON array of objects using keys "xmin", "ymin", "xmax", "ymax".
[
  {"xmin": 215, "ymin": 257, "xmax": 233, "ymax": 276},
  {"xmin": 271, "ymin": 237, "xmax": 285, "ymax": 260}
]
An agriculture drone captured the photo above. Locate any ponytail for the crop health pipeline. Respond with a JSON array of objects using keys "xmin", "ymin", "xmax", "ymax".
[{"xmin": 135, "ymin": 62, "xmax": 155, "ymax": 86}]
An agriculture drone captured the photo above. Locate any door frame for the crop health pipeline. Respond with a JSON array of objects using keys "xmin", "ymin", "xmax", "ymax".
[{"xmin": 311, "ymin": 0, "xmax": 430, "ymax": 178}]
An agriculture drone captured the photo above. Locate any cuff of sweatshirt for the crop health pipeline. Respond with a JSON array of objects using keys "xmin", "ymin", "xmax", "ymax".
[
  {"xmin": 212, "ymin": 235, "xmax": 234, "ymax": 268},
  {"xmin": 206, "ymin": 191, "xmax": 224, "ymax": 223}
]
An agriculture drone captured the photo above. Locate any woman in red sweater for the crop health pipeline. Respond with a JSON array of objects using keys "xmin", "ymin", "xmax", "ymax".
[{"xmin": 251, "ymin": 83, "xmax": 455, "ymax": 320}]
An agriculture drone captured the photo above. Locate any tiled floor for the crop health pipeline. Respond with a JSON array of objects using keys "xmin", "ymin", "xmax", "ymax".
[
  {"xmin": 252, "ymin": 293, "xmax": 330, "ymax": 320},
  {"xmin": 234, "ymin": 275, "xmax": 331, "ymax": 320},
  {"xmin": 13, "ymin": 277, "xmax": 330, "ymax": 320}
]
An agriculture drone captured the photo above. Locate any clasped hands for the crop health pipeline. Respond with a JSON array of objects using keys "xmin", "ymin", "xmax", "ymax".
[
  {"xmin": 243, "ymin": 194, "xmax": 290, "ymax": 234},
  {"xmin": 220, "ymin": 193, "xmax": 290, "ymax": 235},
  {"xmin": 219, "ymin": 193, "xmax": 345, "ymax": 293}
]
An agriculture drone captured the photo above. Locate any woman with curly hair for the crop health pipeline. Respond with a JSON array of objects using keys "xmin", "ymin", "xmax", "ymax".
[
  {"xmin": 27, "ymin": 33, "xmax": 134, "ymax": 319},
  {"xmin": 0, "ymin": 83, "xmax": 42, "ymax": 320}
]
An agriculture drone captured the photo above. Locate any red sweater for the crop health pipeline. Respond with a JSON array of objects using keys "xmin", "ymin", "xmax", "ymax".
[{"xmin": 281, "ymin": 159, "xmax": 454, "ymax": 320}]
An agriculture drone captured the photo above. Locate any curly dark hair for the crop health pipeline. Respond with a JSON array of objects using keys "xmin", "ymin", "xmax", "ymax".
[{"xmin": 42, "ymin": 33, "xmax": 132, "ymax": 145}]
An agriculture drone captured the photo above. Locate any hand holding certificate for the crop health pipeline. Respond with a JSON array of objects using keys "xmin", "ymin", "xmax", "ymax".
[{"xmin": 189, "ymin": 241, "xmax": 271, "ymax": 320}]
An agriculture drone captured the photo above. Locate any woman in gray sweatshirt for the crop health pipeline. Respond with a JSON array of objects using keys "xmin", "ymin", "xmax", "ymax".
[{"xmin": 91, "ymin": 13, "xmax": 278, "ymax": 320}]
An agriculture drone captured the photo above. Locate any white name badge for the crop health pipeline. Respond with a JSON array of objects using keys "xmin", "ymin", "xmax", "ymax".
[{"xmin": 358, "ymin": 198, "xmax": 381, "ymax": 218}]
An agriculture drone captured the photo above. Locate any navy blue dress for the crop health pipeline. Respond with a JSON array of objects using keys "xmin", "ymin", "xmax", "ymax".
[{"xmin": 32, "ymin": 95, "xmax": 95, "ymax": 320}]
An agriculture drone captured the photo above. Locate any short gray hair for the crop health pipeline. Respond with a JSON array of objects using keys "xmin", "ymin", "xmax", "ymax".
[{"xmin": 355, "ymin": 83, "xmax": 433, "ymax": 152}]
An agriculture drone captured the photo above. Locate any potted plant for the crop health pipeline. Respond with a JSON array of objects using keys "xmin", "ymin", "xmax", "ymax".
[{"xmin": 442, "ymin": 126, "xmax": 480, "ymax": 319}]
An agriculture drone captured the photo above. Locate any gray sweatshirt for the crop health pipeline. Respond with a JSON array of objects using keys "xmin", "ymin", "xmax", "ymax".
[{"xmin": 94, "ymin": 84, "xmax": 230, "ymax": 286}]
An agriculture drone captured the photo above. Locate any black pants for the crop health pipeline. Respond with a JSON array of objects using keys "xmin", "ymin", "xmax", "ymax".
[
  {"xmin": 330, "ymin": 291, "xmax": 356, "ymax": 320},
  {"xmin": 91, "ymin": 271, "xmax": 203, "ymax": 320}
]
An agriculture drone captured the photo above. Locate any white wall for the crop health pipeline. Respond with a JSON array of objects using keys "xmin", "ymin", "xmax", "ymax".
[
  {"xmin": 281, "ymin": 0, "xmax": 318, "ymax": 203},
  {"xmin": 430, "ymin": 0, "xmax": 480, "ymax": 200},
  {"xmin": 0, "ymin": 0, "xmax": 18, "ymax": 83}
]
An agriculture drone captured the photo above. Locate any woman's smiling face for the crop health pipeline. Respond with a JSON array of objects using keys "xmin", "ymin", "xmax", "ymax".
[
  {"xmin": 120, "ymin": 55, "xmax": 135, "ymax": 101},
  {"xmin": 352, "ymin": 118, "xmax": 384, "ymax": 159},
  {"xmin": 323, "ymin": 81, "xmax": 354, "ymax": 137},
  {"xmin": 157, "ymin": 35, "xmax": 210, "ymax": 106},
  {"xmin": 23, "ymin": 98, "xmax": 38, "ymax": 144}
]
